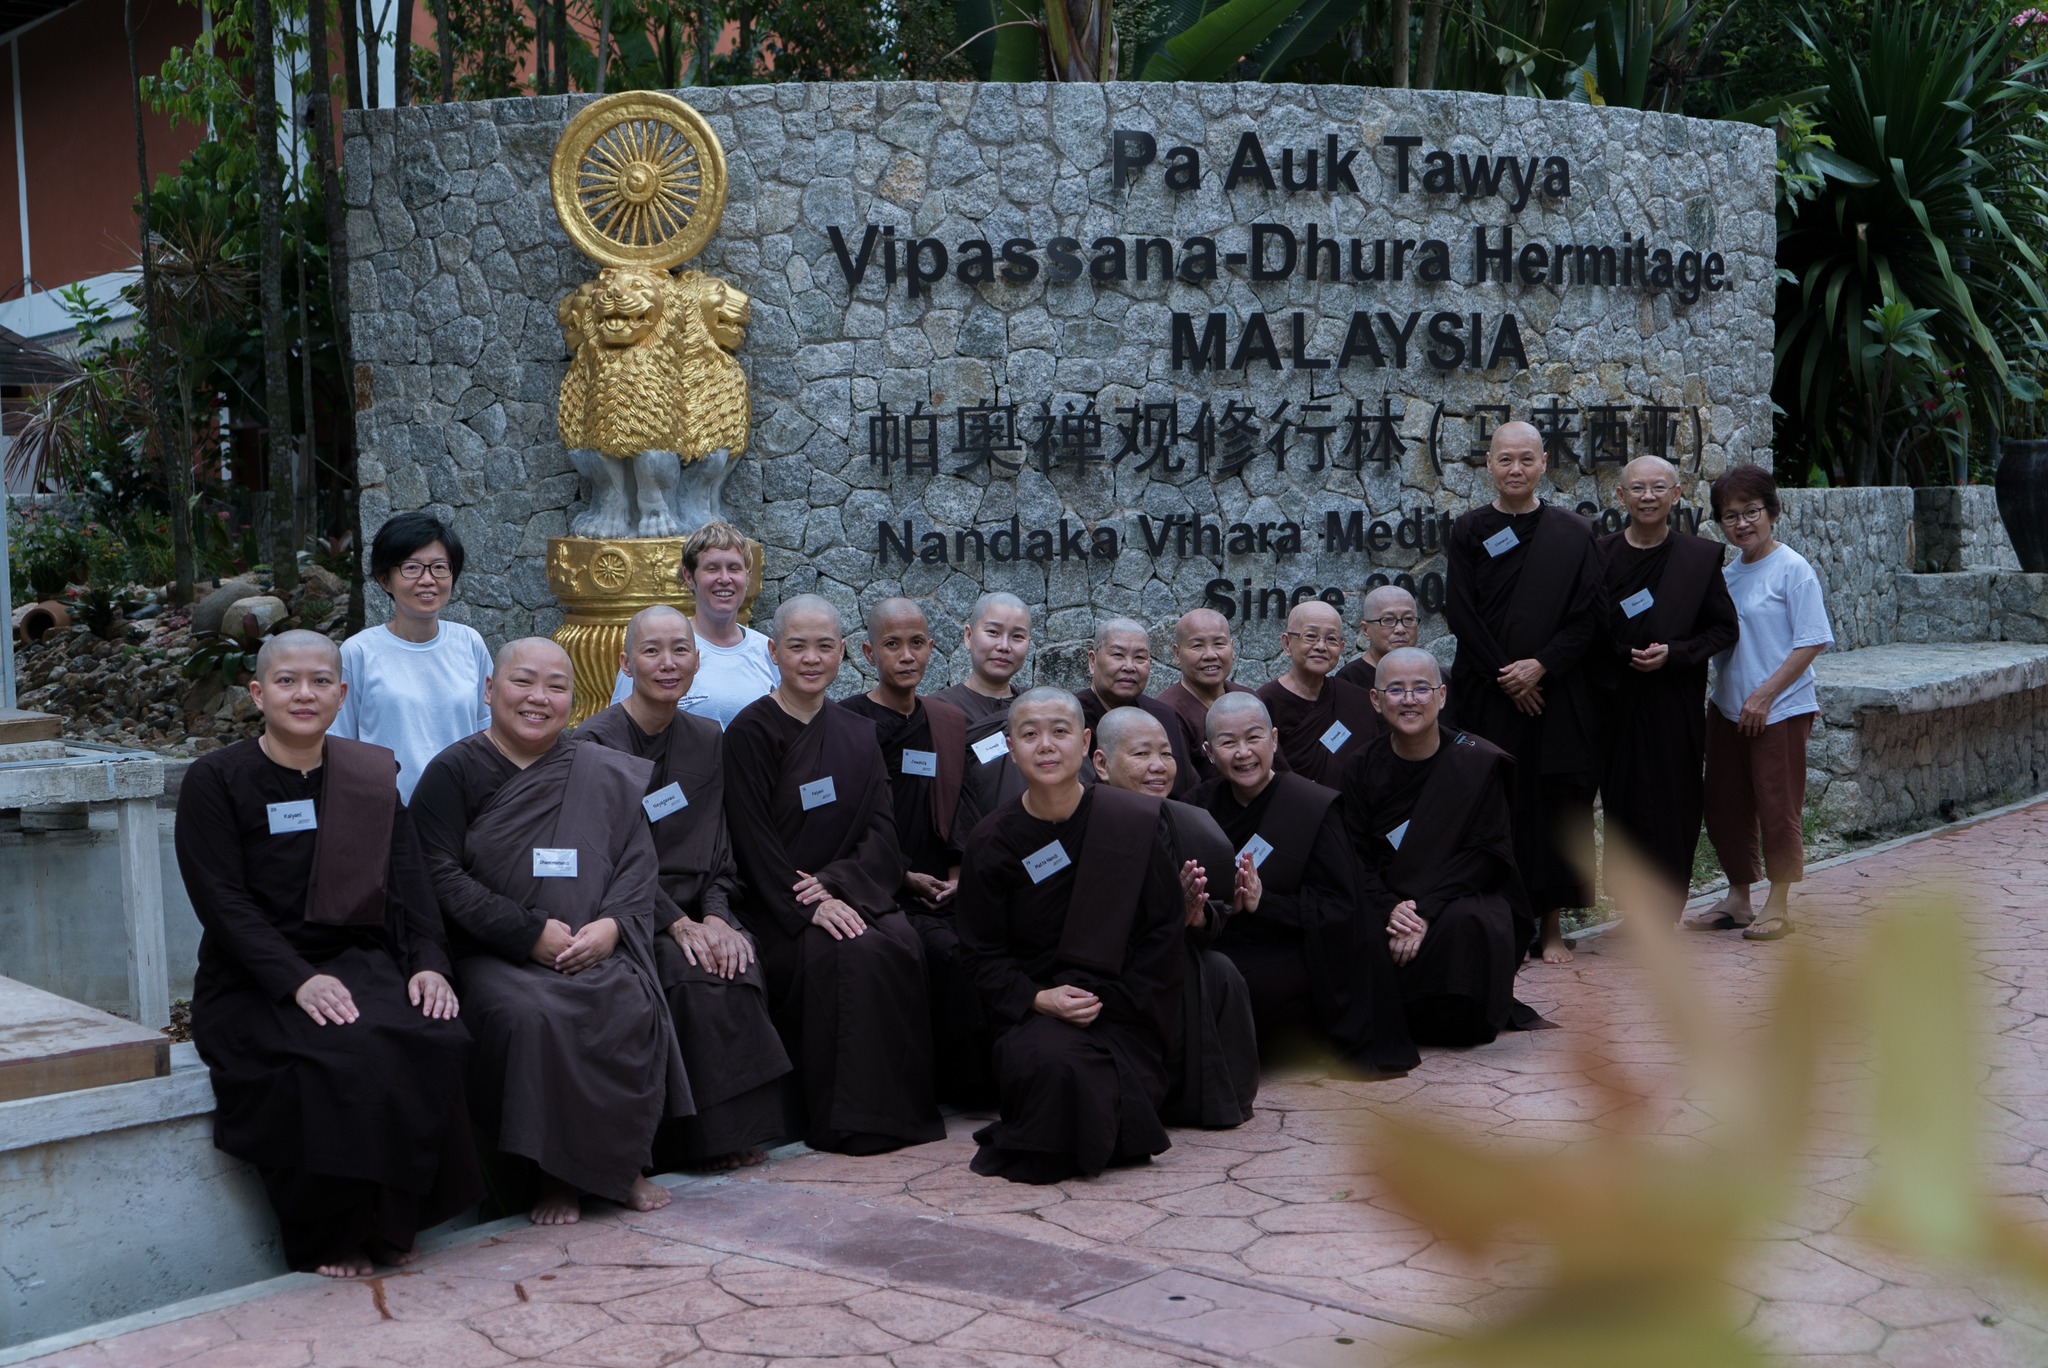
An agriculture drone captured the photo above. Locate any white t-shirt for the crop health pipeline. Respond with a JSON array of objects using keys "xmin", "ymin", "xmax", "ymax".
[
  {"xmin": 608, "ymin": 624, "xmax": 780, "ymax": 729},
  {"xmin": 331, "ymin": 621, "xmax": 493, "ymax": 802},
  {"xmin": 1710, "ymin": 544, "xmax": 1834, "ymax": 726}
]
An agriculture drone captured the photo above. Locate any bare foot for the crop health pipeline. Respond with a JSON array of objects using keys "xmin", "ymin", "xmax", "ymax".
[
  {"xmin": 1539, "ymin": 909, "xmax": 1574, "ymax": 965},
  {"xmin": 314, "ymin": 1249, "xmax": 375, "ymax": 1278},
  {"xmin": 366, "ymin": 1239, "xmax": 420, "ymax": 1268},
  {"xmin": 734, "ymin": 1147, "xmax": 769, "ymax": 1168},
  {"xmin": 627, "ymin": 1175, "xmax": 672, "ymax": 1212},
  {"xmin": 688, "ymin": 1147, "xmax": 770, "ymax": 1173},
  {"xmin": 531, "ymin": 1179, "xmax": 583, "ymax": 1225}
]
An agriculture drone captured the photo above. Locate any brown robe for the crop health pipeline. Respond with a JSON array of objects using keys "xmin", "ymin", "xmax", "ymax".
[
  {"xmin": 1159, "ymin": 798, "xmax": 1259, "ymax": 1128},
  {"xmin": 177, "ymin": 737, "xmax": 480, "ymax": 1270},
  {"xmin": 838, "ymin": 692, "xmax": 994, "ymax": 1107},
  {"xmin": 1157, "ymin": 680, "xmax": 1249, "ymax": 784},
  {"xmin": 575, "ymin": 704, "xmax": 793, "ymax": 1160},
  {"xmin": 956, "ymin": 787, "xmax": 1184, "ymax": 1183},
  {"xmin": 722, "ymin": 697, "xmax": 945, "ymax": 1153},
  {"xmin": 933, "ymin": 684, "xmax": 1022, "ymax": 836},
  {"xmin": 1333, "ymin": 655, "xmax": 1379, "ymax": 690},
  {"xmin": 411, "ymin": 734, "xmax": 690, "ymax": 1205},
  {"xmin": 1340, "ymin": 727, "xmax": 1547, "ymax": 1045},
  {"xmin": 1445, "ymin": 502, "xmax": 1603, "ymax": 912},
  {"xmin": 1254, "ymin": 675, "xmax": 1382, "ymax": 787},
  {"xmin": 1076, "ymin": 689, "xmax": 1199, "ymax": 799},
  {"xmin": 1593, "ymin": 531, "xmax": 1740, "ymax": 917},
  {"xmin": 1194, "ymin": 770, "xmax": 1419, "ymax": 1074}
]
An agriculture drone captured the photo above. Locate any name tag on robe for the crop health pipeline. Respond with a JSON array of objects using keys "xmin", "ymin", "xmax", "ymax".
[
  {"xmin": 799, "ymin": 777, "xmax": 837, "ymax": 810},
  {"xmin": 1621, "ymin": 588, "xmax": 1655, "ymax": 619},
  {"xmin": 900, "ymin": 749, "xmax": 939, "ymax": 777},
  {"xmin": 972, "ymin": 732, "xmax": 1009, "ymax": 765},
  {"xmin": 642, "ymin": 782, "xmax": 688, "ymax": 822},
  {"xmin": 1237, "ymin": 833, "xmax": 1274, "ymax": 868},
  {"xmin": 1385, "ymin": 820, "xmax": 1410, "ymax": 850},
  {"xmin": 1319, "ymin": 720, "xmax": 1352, "ymax": 753},
  {"xmin": 533, "ymin": 847, "xmax": 579, "ymax": 878},
  {"xmin": 266, "ymin": 800, "xmax": 317, "ymax": 835},
  {"xmin": 1483, "ymin": 526, "xmax": 1521, "ymax": 558},
  {"xmin": 1024, "ymin": 841, "xmax": 1072, "ymax": 884}
]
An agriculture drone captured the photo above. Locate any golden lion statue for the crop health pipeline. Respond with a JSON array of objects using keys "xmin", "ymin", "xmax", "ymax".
[{"xmin": 557, "ymin": 265, "xmax": 752, "ymax": 538}]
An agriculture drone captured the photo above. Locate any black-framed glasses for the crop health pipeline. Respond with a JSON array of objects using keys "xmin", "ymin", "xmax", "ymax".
[
  {"xmin": 397, "ymin": 560, "xmax": 454, "ymax": 581},
  {"xmin": 1376, "ymin": 684, "xmax": 1444, "ymax": 701},
  {"xmin": 1369, "ymin": 614, "xmax": 1420, "ymax": 630},
  {"xmin": 1718, "ymin": 506, "xmax": 1769, "ymax": 527}
]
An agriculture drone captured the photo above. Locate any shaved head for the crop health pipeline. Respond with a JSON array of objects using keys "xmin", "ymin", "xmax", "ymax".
[
  {"xmin": 769, "ymin": 593, "xmax": 844, "ymax": 642},
  {"xmin": 1205, "ymin": 690, "xmax": 1272, "ymax": 742},
  {"xmin": 1008, "ymin": 685, "xmax": 1084, "ymax": 735},
  {"xmin": 624, "ymin": 604, "xmax": 691, "ymax": 654},
  {"xmin": 1285, "ymin": 599, "xmax": 1342, "ymax": 634},
  {"xmin": 1489, "ymin": 419, "xmax": 1543, "ymax": 454},
  {"xmin": 1374, "ymin": 646, "xmax": 1442, "ymax": 689},
  {"xmin": 1093, "ymin": 616, "xmax": 1148, "ymax": 653},
  {"xmin": 495, "ymin": 635, "xmax": 572, "ymax": 675},
  {"xmin": 969, "ymin": 591, "xmax": 1030, "ymax": 629},
  {"xmin": 1095, "ymin": 705, "xmax": 1168, "ymax": 762},
  {"xmin": 255, "ymin": 628, "xmax": 341, "ymax": 680},
  {"xmin": 1361, "ymin": 584, "xmax": 1416, "ymax": 619},
  {"xmin": 1622, "ymin": 455, "xmax": 1680, "ymax": 485},
  {"xmin": 865, "ymin": 595, "xmax": 928, "ymax": 638},
  {"xmin": 1174, "ymin": 608, "xmax": 1230, "ymax": 645}
]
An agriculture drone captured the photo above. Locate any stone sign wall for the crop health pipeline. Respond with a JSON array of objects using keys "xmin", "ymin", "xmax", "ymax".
[{"xmin": 344, "ymin": 81, "xmax": 1776, "ymax": 688}]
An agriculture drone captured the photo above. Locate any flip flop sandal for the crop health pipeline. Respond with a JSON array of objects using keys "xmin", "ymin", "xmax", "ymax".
[
  {"xmin": 1686, "ymin": 914, "xmax": 1745, "ymax": 931},
  {"xmin": 1741, "ymin": 917, "xmax": 1794, "ymax": 941}
]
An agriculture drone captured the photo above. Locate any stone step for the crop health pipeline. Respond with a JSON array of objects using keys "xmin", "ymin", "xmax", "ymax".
[{"xmin": 0, "ymin": 976, "xmax": 168, "ymax": 1103}]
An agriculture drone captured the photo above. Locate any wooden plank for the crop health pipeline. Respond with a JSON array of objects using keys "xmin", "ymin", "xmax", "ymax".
[
  {"xmin": 0, "ymin": 976, "xmax": 170, "ymax": 1103},
  {"xmin": 0, "ymin": 708, "xmax": 59, "ymax": 743}
]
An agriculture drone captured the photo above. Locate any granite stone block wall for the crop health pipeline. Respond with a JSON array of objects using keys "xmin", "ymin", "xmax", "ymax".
[
  {"xmin": 1806, "ymin": 686, "xmax": 2048, "ymax": 833},
  {"xmin": 344, "ymin": 82, "xmax": 1777, "ymax": 689}
]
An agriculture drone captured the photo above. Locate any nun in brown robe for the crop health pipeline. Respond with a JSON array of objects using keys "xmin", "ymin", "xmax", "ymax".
[
  {"xmin": 721, "ymin": 597, "xmax": 944, "ymax": 1153},
  {"xmin": 577, "ymin": 700, "xmax": 793, "ymax": 1163},
  {"xmin": 1194, "ymin": 695, "xmax": 1418, "ymax": 1076},
  {"xmin": 180, "ymin": 731, "xmax": 481, "ymax": 1273},
  {"xmin": 1445, "ymin": 424, "xmax": 1604, "ymax": 962},
  {"xmin": 411, "ymin": 722, "xmax": 692, "ymax": 1212},
  {"xmin": 956, "ymin": 689, "xmax": 1184, "ymax": 1184},
  {"xmin": 1593, "ymin": 462, "xmax": 1740, "ymax": 917},
  {"xmin": 1091, "ymin": 705, "xmax": 1258, "ymax": 1129},
  {"xmin": 1339, "ymin": 649, "xmax": 1548, "ymax": 1045},
  {"xmin": 1255, "ymin": 601, "xmax": 1383, "ymax": 788}
]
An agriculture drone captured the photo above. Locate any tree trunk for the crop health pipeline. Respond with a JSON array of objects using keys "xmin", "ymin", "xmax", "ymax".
[
  {"xmin": 531, "ymin": 0, "xmax": 549, "ymax": 92},
  {"xmin": 554, "ymin": 0, "xmax": 568, "ymax": 92},
  {"xmin": 433, "ymin": 0, "xmax": 454, "ymax": 101},
  {"xmin": 596, "ymin": 0, "xmax": 613, "ymax": 93},
  {"xmin": 1390, "ymin": 0, "xmax": 1411, "ymax": 87},
  {"xmin": 395, "ymin": 0, "xmax": 413, "ymax": 104},
  {"xmin": 125, "ymin": 0, "xmax": 193, "ymax": 604},
  {"xmin": 695, "ymin": 0, "xmax": 713, "ymax": 83},
  {"xmin": 337, "ymin": 0, "xmax": 363, "ymax": 109},
  {"xmin": 358, "ymin": 0, "xmax": 380, "ymax": 107},
  {"xmin": 307, "ymin": 0, "xmax": 365, "ymax": 631},
  {"xmin": 252, "ymin": 0, "xmax": 299, "ymax": 593},
  {"xmin": 1416, "ymin": 0, "xmax": 1443, "ymax": 90},
  {"xmin": 290, "ymin": 99, "xmax": 319, "ymax": 585}
]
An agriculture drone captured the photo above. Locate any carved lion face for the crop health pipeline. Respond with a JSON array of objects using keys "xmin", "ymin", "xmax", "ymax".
[
  {"xmin": 591, "ymin": 267, "xmax": 666, "ymax": 349},
  {"xmin": 699, "ymin": 278, "xmax": 751, "ymax": 353}
]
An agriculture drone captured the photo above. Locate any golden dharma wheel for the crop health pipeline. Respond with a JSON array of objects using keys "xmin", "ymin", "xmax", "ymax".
[{"xmin": 550, "ymin": 91, "xmax": 728, "ymax": 271}]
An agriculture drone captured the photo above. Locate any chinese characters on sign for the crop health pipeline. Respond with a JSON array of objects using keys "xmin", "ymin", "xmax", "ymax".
[{"xmin": 866, "ymin": 394, "xmax": 1706, "ymax": 483}]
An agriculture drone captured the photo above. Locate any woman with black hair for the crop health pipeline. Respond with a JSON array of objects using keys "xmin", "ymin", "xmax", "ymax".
[{"xmin": 332, "ymin": 512, "xmax": 493, "ymax": 801}]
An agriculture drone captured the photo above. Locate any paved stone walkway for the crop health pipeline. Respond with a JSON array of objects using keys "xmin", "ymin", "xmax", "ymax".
[{"xmin": 28, "ymin": 802, "xmax": 2048, "ymax": 1368}]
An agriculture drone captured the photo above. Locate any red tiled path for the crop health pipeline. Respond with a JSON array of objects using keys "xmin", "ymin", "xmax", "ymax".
[{"xmin": 28, "ymin": 802, "xmax": 2048, "ymax": 1367}]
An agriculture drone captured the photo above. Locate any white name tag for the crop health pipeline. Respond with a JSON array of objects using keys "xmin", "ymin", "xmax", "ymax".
[
  {"xmin": 1385, "ymin": 820, "xmax": 1410, "ymax": 850},
  {"xmin": 799, "ymin": 777, "xmax": 837, "ymax": 811},
  {"xmin": 1237, "ymin": 833, "xmax": 1274, "ymax": 869},
  {"xmin": 266, "ymin": 800, "xmax": 317, "ymax": 835},
  {"xmin": 1483, "ymin": 526, "xmax": 1521, "ymax": 558},
  {"xmin": 641, "ymin": 782, "xmax": 688, "ymax": 822},
  {"xmin": 1024, "ymin": 841, "xmax": 1072, "ymax": 884},
  {"xmin": 533, "ymin": 847, "xmax": 578, "ymax": 878},
  {"xmin": 901, "ymin": 749, "xmax": 939, "ymax": 777},
  {"xmin": 1621, "ymin": 588, "xmax": 1655, "ymax": 619},
  {"xmin": 972, "ymin": 732, "xmax": 1009, "ymax": 765},
  {"xmin": 1319, "ymin": 720, "xmax": 1352, "ymax": 754}
]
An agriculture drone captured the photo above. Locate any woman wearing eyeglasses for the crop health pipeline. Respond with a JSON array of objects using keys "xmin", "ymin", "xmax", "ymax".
[
  {"xmin": 331, "ymin": 513, "xmax": 494, "ymax": 802},
  {"xmin": 1698, "ymin": 468, "xmax": 1834, "ymax": 941}
]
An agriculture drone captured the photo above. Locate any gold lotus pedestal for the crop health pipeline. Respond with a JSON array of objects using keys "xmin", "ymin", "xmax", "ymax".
[{"xmin": 546, "ymin": 535, "xmax": 764, "ymax": 724}]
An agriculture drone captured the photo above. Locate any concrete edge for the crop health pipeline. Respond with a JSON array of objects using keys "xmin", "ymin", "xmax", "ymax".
[{"xmin": 0, "ymin": 1056, "xmax": 214, "ymax": 1153}]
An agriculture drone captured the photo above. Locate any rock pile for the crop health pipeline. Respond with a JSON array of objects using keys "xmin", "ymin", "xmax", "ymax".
[{"xmin": 11, "ymin": 566, "xmax": 351, "ymax": 755}]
